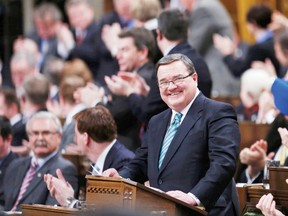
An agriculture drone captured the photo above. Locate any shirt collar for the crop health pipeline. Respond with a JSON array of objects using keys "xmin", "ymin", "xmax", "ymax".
[
  {"xmin": 10, "ymin": 113, "xmax": 22, "ymax": 126},
  {"xmin": 163, "ymin": 43, "xmax": 178, "ymax": 56},
  {"xmin": 31, "ymin": 150, "xmax": 58, "ymax": 170},
  {"xmin": 64, "ymin": 103, "xmax": 86, "ymax": 127},
  {"xmin": 256, "ymin": 30, "xmax": 273, "ymax": 43},
  {"xmin": 95, "ymin": 139, "xmax": 116, "ymax": 173},
  {"xmin": 171, "ymin": 89, "xmax": 200, "ymax": 125}
]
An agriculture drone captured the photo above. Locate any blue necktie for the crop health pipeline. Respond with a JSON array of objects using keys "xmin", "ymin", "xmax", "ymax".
[{"xmin": 158, "ymin": 112, "xmax": 183, "ymax": 169}]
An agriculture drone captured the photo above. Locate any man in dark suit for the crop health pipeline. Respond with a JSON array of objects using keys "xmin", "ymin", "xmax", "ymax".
[
  {"xmin": 157, "ymin": 8, "xmax": 212, "ymax": 98},
  {"xmin": 0, "ymin": 87, "xmax": 27, "ymax": 149},
  {"xmin": 105, "ymin": 9, "xmax": 212, "ymax": 137},
  {"xmin": 44, "ymin": 105, "xmax": 134, "ymax": 207},
  {"xmin": 104, "ymin": 54, "xmax": 240, "ymax": 216},
  {"xmin": 0, "ymin": 116, "xmax": 18, "ymax": 209},
  {"xmin": 75, "ymin": 27, "xmax": 156, "ymax": 151},
  {"xmin": 4, "ymin": 111, "xmax": 78, "ymax": 211},
  {"xmin": 27, "ymin": 2, "xmax": 62, "ymax": 72},
  {"xmin": 214, "ymin": 4, "xmax": 280, "ymax": 78}
]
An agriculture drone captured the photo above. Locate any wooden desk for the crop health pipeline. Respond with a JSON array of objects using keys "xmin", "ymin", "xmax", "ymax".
[
  {"xmin": 21, "ymin": 204, "xmax": 78, "ymax": 216},
  {"xmin": 86, "ymin": 175, "xmax": 207, "ymax": 216},
  {"xmin": 237, "ymin": 185, "xmax": 288, "ymax": 215}
]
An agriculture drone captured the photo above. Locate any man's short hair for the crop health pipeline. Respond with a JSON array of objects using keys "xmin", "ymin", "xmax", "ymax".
[
  {"xmin": 246, "ymin": 4, "xmax": 272, "ymax": 28},
  {"xmin": 157, "ymin": 8, "xmax": 188, "ymax": 41},
  {"xmin": 156, "ymin": 53, "xmax": 196, "ymax": 76},
  {"xmin": 34, "ymin": 2, "xmax": 62, "ymax": 22},
  {"xmin": 0, "ymin": 87, "xmax": 20, "ymax": 112},
  {"xmin": 26, "ymin": 111, "xmax": 62, "ymax": 134},
  {"xmin": 118, "ymin": 27, "xmax": 156, "ymax": 61},
  {"xmin": 74, "ymin": 105, "xmax": 117, "ymax": 143},
  {"xmin": 59, "ymin": 75, "xmax": 85, "ymax": 105},
  {"xmin": 0, "ymin": 115, "xmax": 12, "ymax": 140},
  {"xmin": 23, "ymin": 74, "xmax": 49, "ymax": 105}
]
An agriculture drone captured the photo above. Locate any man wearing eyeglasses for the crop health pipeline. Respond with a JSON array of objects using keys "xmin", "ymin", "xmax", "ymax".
[
  {"xmin": 3, "ymin": 111, "xmax": 78, "ymax": 211},
  {"xmin": 103, "ymin": 54, "xmax": 240, "ymax": 216}
]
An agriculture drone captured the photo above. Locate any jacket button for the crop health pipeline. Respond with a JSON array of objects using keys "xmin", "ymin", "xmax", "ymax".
[{"xmin": 158, "ymin": 179, "xmax": 163, "ymax": 184}]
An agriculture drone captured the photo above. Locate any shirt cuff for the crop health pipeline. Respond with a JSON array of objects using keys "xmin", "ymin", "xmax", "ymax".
[
  {"xmin": 245, "ymin": 168, "xmax": 261, "ymax": 184},
  {"xmin": 188, "ymin": 192, "xmax": 202, "ymax": 206}
]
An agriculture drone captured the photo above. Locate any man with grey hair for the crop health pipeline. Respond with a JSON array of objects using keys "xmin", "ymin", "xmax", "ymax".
[
  {"xmin": 20, "ymin": 73, "xmax": 49, "ymax": 118},
  {"xmin": 3, "ymin": 111, "xmax": 78, "ymax": 211},
  {"xmin": 4, "ymin": 111, "xmax": 78, "ymax": 211},
  {"xmin": 10, "ymin": 51, "xmax": 38, "ymax": 96},
  {"xmin": 28, "ymin": 2, "xmax": 63, "ymax": 72}
]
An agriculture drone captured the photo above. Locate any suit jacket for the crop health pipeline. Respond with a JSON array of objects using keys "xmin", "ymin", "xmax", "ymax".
[
  {"xmin": 27, "ymin": 32, "xmax": 59, "ymax": 72},
  {"xmin": 11, "ymin": 117, "xmax": 28, "ymax": 147},
  {"xmin": 188, "ymin": 0, "xmax": 240, "ymax": 97},
  {"xmin": 68, "ymin": 22, "xmax": 104, "ymax": 84},
  {"xmin": 4, "ymin": 152, "xmax": 78, "ymax": 211},
  {"xmin": 106, "ymin": 62, "xmax": 155, "ymax": 151},
  {"xmin": 59, "ymin": 120, "xmax": 75, "ymax": 152},
  {"xmin": 103, "ymin": 140, "xmax": 135, "ymax": 171},
  {"xmin": 120, "ymin": 93, "xmax": 240, "ymax": 215},
  {"xmin": 0, "ymin": 151, "xmax": 18, "ymax": 208},
  {"xmin": 169, "ymin": 41, "xmax": 212, "ymax": 98},
  {"xmin": 224, "ymin": 37, "xmax": 280, "ymax": 78}
]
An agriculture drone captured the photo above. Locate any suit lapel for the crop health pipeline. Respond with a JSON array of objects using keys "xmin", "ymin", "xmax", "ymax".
[
  {"xmin": 19, "ymin": 154, "xmax": 57, "ymax": 202},
  {"xmin": 159, "ymin": 94, "xmax": 205, "ymax": 172},
  {"xmin": 103, "ymin": 142, "xmax": 118, "ymax": 170}
]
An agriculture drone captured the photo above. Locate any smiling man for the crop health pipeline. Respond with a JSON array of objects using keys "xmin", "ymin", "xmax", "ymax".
[
  {"xmin": 3, "ymin": 111, "xmax": 78, "ymax": 211},
  {"xmin": 103, "ymin": 54, "xmax": 240, "ymax": 216}
]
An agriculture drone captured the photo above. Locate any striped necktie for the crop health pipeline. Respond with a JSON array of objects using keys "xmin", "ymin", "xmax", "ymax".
[
  {"xmin": 158, "ymin": 112, "xmax": 183, "ymax": 169},
  {"xmin": 11, "ymin": 161, "xmax": 38, "ymax": 211}
]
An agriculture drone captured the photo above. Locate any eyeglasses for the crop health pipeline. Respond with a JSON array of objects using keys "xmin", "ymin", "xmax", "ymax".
[
  {"xmin": 28, "ymin": 130, "xmax": 59, "ymax": 138},
  {"xmin": 158, "ymin": 73, "xmax": 194, "ymax": 89}
]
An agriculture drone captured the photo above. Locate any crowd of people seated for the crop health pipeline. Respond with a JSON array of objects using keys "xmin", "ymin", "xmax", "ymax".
[{"xmin": 1, "ymin": 0, "xmax": 288, "ymax": 215}]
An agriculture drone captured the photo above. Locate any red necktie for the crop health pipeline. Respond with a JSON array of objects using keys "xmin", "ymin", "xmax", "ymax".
[
  {"xmin": 11, "ymin": 161, "xmax": 38, "ymax": 211},
  {"xmin": 76, "ymin": 31, "xmax": 84, "ymax": 45}
]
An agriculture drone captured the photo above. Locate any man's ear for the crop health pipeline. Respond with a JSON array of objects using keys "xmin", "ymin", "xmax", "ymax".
[
  {"xmin": 156, "ymin": 29, "xmax": 163, "ymax": 40},
  {"xmin": 138, "ymin": 48, "xmax": 149, "ymax": 62},
  {"xmin": 82, "ymin": 132, "xmax": 90, "ymax": 146}
]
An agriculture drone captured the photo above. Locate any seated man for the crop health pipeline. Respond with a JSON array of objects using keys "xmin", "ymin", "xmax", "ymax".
[
  {"xmin": 0, "ymin": 116, "xmax": 18, "ymax": 209},
  {"xmin": 4, "ymin": 111, "xmax": 78, "ymax": 211},
  {"xmin": 44, "ymin": 105, "xmax": 135, "ymax": 207}
]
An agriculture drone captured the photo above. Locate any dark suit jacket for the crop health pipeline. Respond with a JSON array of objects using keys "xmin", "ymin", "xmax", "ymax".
[
  {"xmin": 11, "ymin": 117, "xmax": 28, "ymax": 147},
  {"xmin": 4, "ymin": 153, "xmax": 78, "ymax": 211},
  {"xmin": 224, "ymin": 37, "xmax": 280, "ymax": 77},
  {"xmin": 103, "ymin": 140, "xmax": 135, "ymax": 171},
  {"xmin": 169, "ymin": 41, "xmax": 212, "ymax": 98},
  {"xmin": 27, "ymin": 32, "xmax": 59, "ymax": 72},
  {"xmin": 68, "ymin": 22, "xmax": 103, "ymax": 83},
  {"xmin": 0, "ymin": 151, "xmax": 18, "ymax": 208},
  {"xmin": 120, "ymin": 93, "xmax": 240, "ymax": 215},
  {"xmin": 106, "ymin": 62, "xmax": 155, "ymax": 151}
]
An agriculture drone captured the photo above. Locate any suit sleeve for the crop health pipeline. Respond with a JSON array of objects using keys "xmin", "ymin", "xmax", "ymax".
[{"xmin": 190, "ymin": 103, "xmax": 240, "ymax": 209}]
